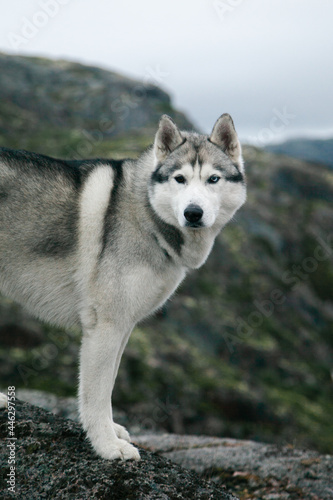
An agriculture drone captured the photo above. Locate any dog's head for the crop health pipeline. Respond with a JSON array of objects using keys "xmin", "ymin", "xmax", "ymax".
[{"xmin": 149, "ymin": 114, "xmax": 246, "ymax": 231}]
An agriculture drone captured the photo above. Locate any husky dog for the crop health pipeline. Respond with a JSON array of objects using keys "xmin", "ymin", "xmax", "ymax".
[{"xmin": 0, "ymin": 114, "xmax": 246, "ymax": 460}]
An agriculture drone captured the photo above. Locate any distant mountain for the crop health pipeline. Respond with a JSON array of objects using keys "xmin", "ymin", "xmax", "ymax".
[
  {"xmin": 266, "ymin": 137, "xmax": 333, "ymax": 169},
  {"xmin": 0, "ymin": 52, "xmax": 194, "ymax": 158}
]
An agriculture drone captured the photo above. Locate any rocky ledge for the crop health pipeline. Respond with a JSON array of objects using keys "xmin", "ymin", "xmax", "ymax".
[
  {"xmin": 0, "ymin": 399, "xmax": 236, "ymax": 499},
  {"xmin": 1, "ymin": 399, "xmax": 332, "ymax": 499},
  {"xmin": 136, "ymin": 434, "xmax": 333, "ymax": 500}
]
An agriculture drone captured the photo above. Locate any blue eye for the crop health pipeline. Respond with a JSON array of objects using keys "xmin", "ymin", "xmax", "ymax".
[
  {"xmin": 175, "ymin": 175, "xmax": 186, "ymax": 184},
  {"xmin": 208, "ymin": 175, "xmax": 220, "ymax": 184}
]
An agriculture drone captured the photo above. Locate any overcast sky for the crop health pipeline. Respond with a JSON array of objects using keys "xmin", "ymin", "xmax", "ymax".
[{"xmin": 0, "ymin": 0, "xmax": 332, "ymax": 144}]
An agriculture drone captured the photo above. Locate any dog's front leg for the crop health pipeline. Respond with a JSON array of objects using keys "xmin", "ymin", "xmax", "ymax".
[{"xmin": 78, "ymin": 320, "xmax": 140, "ymax": 460}]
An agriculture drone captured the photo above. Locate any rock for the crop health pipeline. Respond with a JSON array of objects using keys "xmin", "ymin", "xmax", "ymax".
[
  {"xmin": 135, "ymin": 434, "xmax": 333, "ymax": 500},
  {"xmin": 0, "ymin": 400, "xmax": 237, "ymax": 499}
]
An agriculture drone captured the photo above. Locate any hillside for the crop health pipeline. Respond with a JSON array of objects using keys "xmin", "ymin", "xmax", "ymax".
[
  {"xmin": 266, "ymin": 137, "xmax": 333, "ymax": 169},
  {"xmin": 0, "ymin": 54, "xmax": 332, "ymax": 456},
  {"xmin": 0, "ymin": 52, "xmax": 194, "ymax": 157}
]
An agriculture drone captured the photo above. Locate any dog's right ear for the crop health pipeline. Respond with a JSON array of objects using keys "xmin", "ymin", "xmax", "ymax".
[
  {"xmin": 209, "ymin": 114, "xmax": 243, "ymax": 168},
  {"xmin": 154, "ymin": 115, "xmax": 184, "ymax": 162}
]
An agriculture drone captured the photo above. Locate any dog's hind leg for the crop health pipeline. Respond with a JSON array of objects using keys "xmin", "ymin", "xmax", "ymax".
[
  {"xmin": 0, "ymin": 393, "xmax": 7, "ymax": 408},
  {"xmin": 78, "ymin": 319, "xmax": 140, "ymax": 461}
]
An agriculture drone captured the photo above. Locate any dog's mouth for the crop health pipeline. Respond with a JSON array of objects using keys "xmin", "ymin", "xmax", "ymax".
[{"xmin": 185, "ymin": 221, "xmax": 204, "ymax": 229}]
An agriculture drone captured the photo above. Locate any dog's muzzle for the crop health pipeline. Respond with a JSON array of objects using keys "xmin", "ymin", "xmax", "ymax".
[{"xmin": 184, "ymin": 204, "xmax": 204, "ymax": 227}]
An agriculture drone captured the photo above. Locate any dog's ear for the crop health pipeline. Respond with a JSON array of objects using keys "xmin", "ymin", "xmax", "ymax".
[
  {"xmin": 209, "ymin": 114, "xmax": 242, "ymax": 167},
  {"xmin": 154, "ymin": 115, "xmax": 184, "ymax": 162}
]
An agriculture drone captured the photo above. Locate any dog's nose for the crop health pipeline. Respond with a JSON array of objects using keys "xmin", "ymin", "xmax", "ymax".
[{"xmin": 184, "ymin": 204, "xmax": 203, "ymax": 223}]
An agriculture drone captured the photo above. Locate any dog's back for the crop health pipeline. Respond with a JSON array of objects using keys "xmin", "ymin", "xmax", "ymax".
[{"xmin": 0, "ymin": 149, "xmax": 110, "ymax": 325}]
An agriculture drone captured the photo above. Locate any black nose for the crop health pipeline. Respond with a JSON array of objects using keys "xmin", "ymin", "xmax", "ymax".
[{"xmin": 184, "ymin": 204, "xmax": 203, "ymax": 224}]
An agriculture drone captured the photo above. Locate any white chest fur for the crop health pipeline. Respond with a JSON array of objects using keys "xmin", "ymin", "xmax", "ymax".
[{"xmin": 95, "ymin": 256, "xmax": 186, "ymax": 325}]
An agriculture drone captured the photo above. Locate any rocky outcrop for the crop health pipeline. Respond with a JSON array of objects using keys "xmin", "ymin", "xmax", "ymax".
[
  {"xmin": 1, "ymin": 398, "xmax": 332, "ymax": 499},
  {"xmin": 0, "ymin": 400, "xmax": 236, "ymax": 499},
  {"xmin": 136, "ymin": 434, "xmax": 333, "ymax": 500}
]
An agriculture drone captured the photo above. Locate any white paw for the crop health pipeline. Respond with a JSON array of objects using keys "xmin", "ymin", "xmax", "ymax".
[
  {"xmin": 92, "ymin": 435, "xmax": 140, "ymax": 461},
  {"xmin": 113, "ymin": 422, "xmax": 131, "ymax": 442},
  {"xmin": 0, "ymin": 393, "xmax": 8, "ymax": 408}
]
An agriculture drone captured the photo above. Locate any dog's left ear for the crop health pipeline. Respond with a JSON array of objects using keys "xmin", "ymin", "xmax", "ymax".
[
  {"xmin": 210, "ymin": 114, "xmax": 243, "ymax": 167},
  {"xmin": 154, "ymin": 115, "xmax": 184, "ymax": 162}
]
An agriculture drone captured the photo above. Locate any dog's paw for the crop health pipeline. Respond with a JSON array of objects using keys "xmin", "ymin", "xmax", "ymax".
[
  {"xmin": 92, "ymin": 435, "xmax": 140, "ymax": 461},
  {"xmin": 113, "ymin": 422, "xmax": 130, "ymax": 442},
  {"xmin": 0, "ymin": 393, "xmax": 8, "ymax": 408}
]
